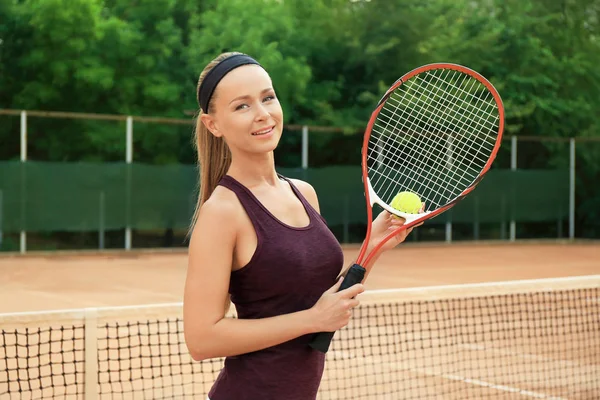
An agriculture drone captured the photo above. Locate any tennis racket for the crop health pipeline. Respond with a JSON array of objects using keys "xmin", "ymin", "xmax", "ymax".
[{"xmin": 309, "ymin": 63, "xmax": 505, "ymax": 353}]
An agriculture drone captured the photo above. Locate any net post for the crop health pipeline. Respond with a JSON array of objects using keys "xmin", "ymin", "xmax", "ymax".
[
  {"xmin": 445, "ymin": 220, "xmax": 452, "ymax": 243},
  {"xmin": 84, "ymin": 308, "xmax": 99, "ymax": 400},
  {"xmin": 125, "ymin": 116, "xmax": 133, "ymax": 251},
  {"xmin": 301, "ymin": 125, "xmax": 309, "ymax": 169},
  {"xmin": 509, "ymin": 136, "xmax": 517, "ymax": 241},
  {"xmin": 569, "ymin": 137, "xmax": 575, "ymax": 240},
  {"xmin": 20, "ymin": 110, "xmax": 27, "ymax": 254}
]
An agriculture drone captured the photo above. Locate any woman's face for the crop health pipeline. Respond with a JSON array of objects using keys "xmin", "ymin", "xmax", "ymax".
[{"xmin": 202, "ymin": 65, "xmax": 284, "ymax": 156}]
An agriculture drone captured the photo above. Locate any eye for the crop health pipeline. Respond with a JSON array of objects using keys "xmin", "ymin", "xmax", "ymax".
[
  {"xmin": 263, "ymin": 95, "xmax": 276, "ymax": 102},
  {"xmin": 235, "ymin": 103, "xmax": 249, "ymax": 111}
]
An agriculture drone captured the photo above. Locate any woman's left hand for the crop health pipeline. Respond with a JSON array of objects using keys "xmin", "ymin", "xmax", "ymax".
[{"xmin": 366, "ymin": 206, "xmax": 424, "ymax": 253}]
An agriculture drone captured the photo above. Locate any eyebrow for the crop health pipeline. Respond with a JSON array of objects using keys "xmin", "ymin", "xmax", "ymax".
[{"xmin": 229, "ymin": 88, "xmax": 273, "ymax": 105}]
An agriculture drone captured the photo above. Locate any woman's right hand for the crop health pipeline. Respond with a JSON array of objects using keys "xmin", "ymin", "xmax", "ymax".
[{"xmin": 309, "ymin": 278, "xmax": 365, "ymax": 333}]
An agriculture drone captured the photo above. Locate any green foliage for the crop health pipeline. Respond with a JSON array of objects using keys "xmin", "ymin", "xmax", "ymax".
[
  {"xmin": 0, "ymin": 0, "xmax": 598, "ymax": 236},
  {"xmin": 187, "ymin": 0, "xmax": 312, "ymax": 124}
]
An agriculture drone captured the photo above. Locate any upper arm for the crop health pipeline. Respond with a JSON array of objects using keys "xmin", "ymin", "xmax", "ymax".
[
  {"xmin": 183, "ymin": 193, "xmax": 237, "ymax": 347},
  {"xmin": 290, "ymin": 179, "xmax": 321, "ymax": 214}
]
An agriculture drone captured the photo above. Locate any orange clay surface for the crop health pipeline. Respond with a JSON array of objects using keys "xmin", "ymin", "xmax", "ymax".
[{"xmin": 0, "ymin": 240, "xmax": 598, "ymax": 313}]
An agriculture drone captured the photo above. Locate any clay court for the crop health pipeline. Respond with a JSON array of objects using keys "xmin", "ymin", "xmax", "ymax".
[
  {"xmin": 1, "ymin": 240, "xmax": 599, "ymax": 399},
  {"xmin": 1, "ymin": 241, "xmax": 599, "ymax": 313}
]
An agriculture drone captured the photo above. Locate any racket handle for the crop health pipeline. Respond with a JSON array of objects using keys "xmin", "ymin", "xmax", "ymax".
[{"xmin": 308, "ymin": 264, "xmax": 366, "ymax": 353}]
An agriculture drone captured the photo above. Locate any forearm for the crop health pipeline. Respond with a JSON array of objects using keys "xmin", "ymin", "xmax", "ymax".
[{"xmin": 187, "ymin": 308, "xmax": 315, "ymax": 361}]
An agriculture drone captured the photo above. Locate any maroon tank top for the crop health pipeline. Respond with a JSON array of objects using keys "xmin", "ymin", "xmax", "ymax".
[{"xmin": 207, "ymin": 174, "xmax": 344, "ymax": 400}]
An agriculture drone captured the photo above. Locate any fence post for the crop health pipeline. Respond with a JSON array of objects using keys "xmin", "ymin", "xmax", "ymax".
[
  {"xmin": 301, "ymin": 126, "xmax": 308, "ymax": 169},
  {"xmin": 445, "ymin": 135, "xmax": 453, "ymax": 243},
  {"xmin": 343, "ymin": 195, "xmax": 349, "ymax": 244},
  {"xmin": 509, "ymin": 135, "xmax": 517, "ymax": 241},
  {"xmin": 569, "ymin": 138, "xmax": 575, "ymax": 239},
  {"xmin": 500, "ymin": 195, "xmax": 507, "ymax": 239},
  {"xmin": 445, "ymin": 219, "xmax": 452, "ymax": 243},
  {"xmin": 473, "ymin": 196, "xmax": 480, "ymax": 240},
  {"xmin": 125, "ymin": 116, "xmax": 133, "ymax": 250},
  {"xmin": 99, "ymin": 191, "xmax": 105, "ymax": 250},
  {"xmin": 0, "ymin": 189, "xmax": 3, "ymax": 248},
  {"xmin": 20, "ymin": 111, "xmax": 27, "ymax": 254}
]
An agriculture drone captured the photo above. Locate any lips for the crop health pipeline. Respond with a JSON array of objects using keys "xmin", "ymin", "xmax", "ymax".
[{"xmin": 251, "ymin": 126, "xmax": 275, "ymax": 136}]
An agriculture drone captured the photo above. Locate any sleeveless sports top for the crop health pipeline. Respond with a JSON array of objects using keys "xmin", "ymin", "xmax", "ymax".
[{"xmin": 207, "ymin": 174, "xmax": 345, "ymax": 400}]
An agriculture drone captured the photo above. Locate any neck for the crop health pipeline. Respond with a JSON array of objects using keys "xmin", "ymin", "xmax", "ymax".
[{"xmin": 227, "ymin": 151, "xmax": 279, "ymax": 188}]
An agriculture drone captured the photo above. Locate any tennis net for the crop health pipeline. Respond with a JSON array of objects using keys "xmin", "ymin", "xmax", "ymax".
[{"xmin": 1, "ymin": 275, "xmax": 599, "ymax": 399}]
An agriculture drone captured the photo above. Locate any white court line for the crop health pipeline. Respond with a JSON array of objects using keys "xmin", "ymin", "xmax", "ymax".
[
  {"xmin": 459, "ymin": 343, "xmax": 582, "ymax": 369},
  {"xmin": 329, "ymin": 350, "xmax": 569, "ymax": 400},
  {"xmin": 429, "ymin": 370, "xmax": 567, "ymax": 400},
  {"xmin": 397, "ymin": 363, "xmax": 568, "ymax": 399}
]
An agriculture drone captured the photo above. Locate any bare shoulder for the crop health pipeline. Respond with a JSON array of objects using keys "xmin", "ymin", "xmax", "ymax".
[
  {"xmin": 189, "ymin": 186, "xmax": 241, "ymax": 248},
  {"xmin": 288, "ymin": 178, "xmax": 320, "ymax": 213}
]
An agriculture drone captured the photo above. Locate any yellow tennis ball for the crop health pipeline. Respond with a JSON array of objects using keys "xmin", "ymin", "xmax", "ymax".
[{"xmin": 390, "ymin": 191, "xmax": 422, "ymax": 214}]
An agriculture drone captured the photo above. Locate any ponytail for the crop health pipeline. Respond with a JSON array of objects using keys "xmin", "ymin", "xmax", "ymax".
[{"xmin": 188, "ymin": 52, "xmax": 241, "ymax": 234}]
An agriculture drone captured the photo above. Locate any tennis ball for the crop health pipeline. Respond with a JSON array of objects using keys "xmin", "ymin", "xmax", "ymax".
[{"xmin": 390, "ymin": 191, "xmax": 422, "ymax": 214}]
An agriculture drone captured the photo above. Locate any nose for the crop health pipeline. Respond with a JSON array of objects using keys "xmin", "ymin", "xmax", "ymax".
[{"xmin": 255, "ymin": 102, "xmax": 269, "ymax": 121}]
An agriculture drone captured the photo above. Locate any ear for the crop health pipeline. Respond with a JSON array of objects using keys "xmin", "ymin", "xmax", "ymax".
[{"xmin": 200, "ymin": 113, "xmax": 222, "ymax": 137}]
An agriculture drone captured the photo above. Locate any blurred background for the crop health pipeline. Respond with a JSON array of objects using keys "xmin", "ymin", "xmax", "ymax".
[{"xmin": 0, "ymin": 0, "xmax": 599, "ymax": 252}]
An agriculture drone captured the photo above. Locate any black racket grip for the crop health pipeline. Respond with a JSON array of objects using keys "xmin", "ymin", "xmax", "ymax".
[{"xmin": 309, "ymin": 264, "xmax": 366, "ymax": 353}]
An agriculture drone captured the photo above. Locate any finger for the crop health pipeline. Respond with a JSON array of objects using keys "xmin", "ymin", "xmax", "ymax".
[
  {"xmin": 377, "ymin": 210, "xmax": 390, "ymax": 220},
  {"xmin": 390, "ymin": 216, "xmax": 406, "ymax": 225},
  {"xmin": 388, "ymin": 224, "xmax": 403, "ymax": 231},
  {"xmin": 325, "ymin": 276, "xmax": 344, "ymax": 294},
  {"xmin": 348, "ymin": 298, "xmax": 360, "ymax": 309},
  {"xmin": 340, "ymin": 283, "xmax": 365, "ymax": 298}
]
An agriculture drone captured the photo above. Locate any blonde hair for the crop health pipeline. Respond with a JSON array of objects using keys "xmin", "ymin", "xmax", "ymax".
[{"xmin": 189, "ymin": 52, "xmax": 242, "ymax": 233}]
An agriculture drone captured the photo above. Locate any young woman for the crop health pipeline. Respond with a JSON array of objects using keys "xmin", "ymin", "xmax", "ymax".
[{"xmin": 183, "ymin": 52, "xmax": 419, "ymax": 400}]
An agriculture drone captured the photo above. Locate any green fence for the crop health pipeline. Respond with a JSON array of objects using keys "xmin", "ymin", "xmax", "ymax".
[{"xmin": 0, "ymin": 161, "xmax": 568, "ymax": 233}]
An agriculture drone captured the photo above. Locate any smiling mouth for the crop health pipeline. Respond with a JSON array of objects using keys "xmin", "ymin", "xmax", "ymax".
[{"xmin": 251, "ymin": 126, "xmax": 275, "ymax": 136}]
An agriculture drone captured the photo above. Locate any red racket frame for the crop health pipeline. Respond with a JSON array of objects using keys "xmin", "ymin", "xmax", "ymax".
[{"xmin": 356, "ymin": 63, "xmax": 505, "ymax": 267}]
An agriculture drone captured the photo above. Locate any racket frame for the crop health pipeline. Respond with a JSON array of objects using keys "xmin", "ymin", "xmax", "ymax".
[
  {"xmin": 357, "ymin": 63, "xmax": 505, "ymax": 266},
  {"xmin": 309, "ymin": 63, "xmax": 504, "ymax": 354}
]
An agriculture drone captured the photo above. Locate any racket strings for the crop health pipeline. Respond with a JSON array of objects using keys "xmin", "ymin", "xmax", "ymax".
[
  {"xmin": 427, "ymin": 70, "xmax": 499, "ymax": 132},
  {"xmin": 367, "ymin": 138, "xmax": 472, "ymax": 197},
  {"xmin": 371, "ymin": 107, "xmax": 488, "ymax": 209},
  {"xmin": 367, "ymin": 67, "xmax": 500, "ymax": 211},
  {"xmin": 367, "ymin": 148, "xmax": 468, "ymax": 207},
  {"xmin": 373, "ymin": 87, "xmax": 494, "ymax": 208},
  {"xmin": 371, "ymin": 71, "xmax": 489, "ymax": 205},
  {"xmin": 387, "ymin": 70, "xmax": 494, "ymax": 169},
  {"xmin": 372, "ymin": 79, "xmax": 487, "ymax": 206},
  {"xmin": 373, "ymin": 72, "xmax": 495, "ymax": 204},
  {"xmin": 383, "ymin": 72, "xmax": 495, "ymax": 146}
]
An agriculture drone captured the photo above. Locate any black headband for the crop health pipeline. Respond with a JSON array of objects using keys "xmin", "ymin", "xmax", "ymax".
[{"xmin": 197, "ymin": 54, "xmax": 262, "ymax": 113}]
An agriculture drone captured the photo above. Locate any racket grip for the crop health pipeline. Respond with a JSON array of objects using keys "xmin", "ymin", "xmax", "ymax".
[{"xmin": 308, "ymin": 264, "xmax": 366, "ymax": 353}]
